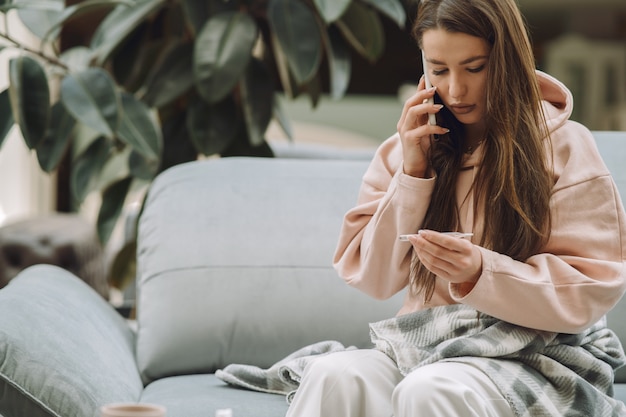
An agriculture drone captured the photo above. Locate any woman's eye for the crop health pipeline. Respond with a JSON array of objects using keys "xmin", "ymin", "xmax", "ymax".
[
  {"xmin": 468, "ymin": 65, "xmax": 485, "ymax": 73},
  {"xmin": 432, "ymin": 69, "xmax": 447, "ymax": 76}
]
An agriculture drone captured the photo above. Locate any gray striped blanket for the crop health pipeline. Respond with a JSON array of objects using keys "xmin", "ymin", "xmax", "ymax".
[
  {"xmin": 217, "ymin": 304, "xmax": 626, "ymax": 415},
  {"xmin": 370, "ymin": 304, "xmax": 626, "ymax": 417},
  {"xmin": 216, "ymin": 340, "xmax": 354, "ymax": 402}
]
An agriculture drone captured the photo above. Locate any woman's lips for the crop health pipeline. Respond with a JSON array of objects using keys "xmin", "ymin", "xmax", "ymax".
[{"xmin": 449, "ymin": 104, "xmax": 475, "ymax": 115}]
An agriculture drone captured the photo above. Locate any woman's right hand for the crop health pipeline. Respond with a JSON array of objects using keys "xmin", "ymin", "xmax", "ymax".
[{"xmin": 396, "ymin": 77, "xmax": 448, "ymax": 178}]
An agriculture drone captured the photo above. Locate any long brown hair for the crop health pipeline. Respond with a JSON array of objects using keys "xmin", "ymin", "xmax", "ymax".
[{"xmin": 410, "ymin": 0, "xmax": 552, "ymax": 300}]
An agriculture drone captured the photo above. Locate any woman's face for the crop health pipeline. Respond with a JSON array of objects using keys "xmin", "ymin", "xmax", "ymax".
[{"xmin": 422, "ymin": 29, "xmax": 491, "ymax": 135}]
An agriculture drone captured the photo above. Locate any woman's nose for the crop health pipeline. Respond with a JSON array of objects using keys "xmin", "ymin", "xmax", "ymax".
[{"xmin": 448, "ymin": 74, "xmax": 467, "ymax": 99}]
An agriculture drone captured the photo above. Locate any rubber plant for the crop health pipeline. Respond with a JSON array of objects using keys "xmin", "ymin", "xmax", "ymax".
[{"xmin": 0, "ymin": 0, "xmax": 407, "ymax": 289}]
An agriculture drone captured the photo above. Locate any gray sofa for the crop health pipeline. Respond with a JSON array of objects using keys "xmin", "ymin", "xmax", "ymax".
[{"xmin": 0, "ymin": 131, "xmax": 625, "ymax": 417}]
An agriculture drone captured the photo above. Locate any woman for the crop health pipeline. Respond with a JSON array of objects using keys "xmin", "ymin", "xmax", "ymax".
[{"xmin": 286, "ymin": 0, "xmax": 626, "ymax": 416}]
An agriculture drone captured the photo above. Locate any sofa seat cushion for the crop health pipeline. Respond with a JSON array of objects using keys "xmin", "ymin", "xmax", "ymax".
[{"xmin": 140, "ymin": 374, "xmax": 288, "ymax": 417}]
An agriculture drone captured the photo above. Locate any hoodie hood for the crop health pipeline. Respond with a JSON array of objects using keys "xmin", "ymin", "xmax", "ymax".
[{"xmin": 536, "ymin": 70, "xmax": 574, "ymax": 135}]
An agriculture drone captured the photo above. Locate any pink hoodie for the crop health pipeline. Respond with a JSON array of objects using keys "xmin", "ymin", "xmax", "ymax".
[{"xmin": 333, "ymin": 71, "xmax": 626, "ymax": 334}]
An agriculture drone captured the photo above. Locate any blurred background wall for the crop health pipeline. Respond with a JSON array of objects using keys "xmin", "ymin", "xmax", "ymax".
[{"xmin": 0, "ymin": 13, "xmax": 56, "ymax": 226}]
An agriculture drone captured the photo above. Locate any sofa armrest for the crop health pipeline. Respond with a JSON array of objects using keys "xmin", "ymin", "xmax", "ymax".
[
  {"xmin": 0, "ymin": 265, "xmax": 143, "ymax": 417},
  {"xmin": 594, "ymin": 131, "xmax": 626, "ymax": 384}
]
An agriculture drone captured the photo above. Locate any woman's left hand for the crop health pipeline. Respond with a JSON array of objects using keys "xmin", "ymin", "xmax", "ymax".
[{"xmin": 408, "ymin": 230, "xmax": 482, "ymax": 285}]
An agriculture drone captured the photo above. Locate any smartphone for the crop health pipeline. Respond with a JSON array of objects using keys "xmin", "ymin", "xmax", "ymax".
[{"xmin": 421, "ymin": 50, "xmax": 437, "ymax": 126}]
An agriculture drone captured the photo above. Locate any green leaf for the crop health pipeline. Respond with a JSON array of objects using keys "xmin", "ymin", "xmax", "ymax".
[
  {"xmin": 110, "ymin": 23, "xmax": 164, "ymax": 92},
  {"xmin": 41, "ymin": 0, "xmax": 132, "ymax": 45},
  {"xmin": 90, "ymin": 0, "xmax": 166, "ymax": 66},
  {"xmin": 186, "ymin": 95, "xmax": 239, "ymax": 156},
  {"xmin": 0, "ymin": 89, "xmax": 15, "ymax": 150},
  {"xmin": 270, "ymin": 33, "xmax": 298, "ymax": 99},
  {"xmin": 128, "ymin": 149, "xmax": 158, "ymax": 180},
  {"xmin": 159, "ymin": 111, "xmax": 197, "ymax": 172},
  {"xmin": 60, "ymin": 68, "xmax": 120, "ymax": 138},
  {"xmin": 303, "ymin": 72, "xmax": 322, "ymax": 109},
  {"xmin": 240, "ymin": 58, "xmax": 274, "ymax": 147},
  {"xmin": 35, "ymin": 101, "xmax": 75, "ymax": 172},
  {"xmin": 14, "ymin": 0, "xmax": 63, "ymax": 38},
  {"xmin": 312, "ymin": 3, "xmax": 352, "ymax": 99},
  {"xmin": 142, "ymin": 40, "xmax": 194, "ymax": 108},
  {"xmin": 360, "ymin": 0, "xmax": 406, "ymax": 28},
  {"xmin": 116, "ymin": 92, "xmax": 162, "ymax": 160},
  {"xmin": 268, "ymin": 0, "xmax": 323, "ymax": 85},
  {"xmin": 108, "ymin": 239, "xmax": 137, "ymax": 289},
  {"xmin": 313, "ymin": 0, "xmax": 351, "ymax": 23},
  {"xmin": 180, "ymin": 0, "xmax": 237, "ymax": 36},
  {"xmin": 272, "ymin": 94, "xmax": 293, "ymax": 141},
  {"xmin": 98, "ymin": 145, "xmax": 131, "ymax": 187},
  {"xmin": 71, "ymin": 135, "xmax": 111, "ymax": 203},
  {"xmin": 336, "ymin": 1, "xmax": 385, "ymax": 62},
  {"xmin": 8, "ymin": 55, "xmax": 50, "ymax": 149},
  {"xmin": 194, "ymin": 11, "xmax": 258, "ymax": 104},
  {"xmin": 97, "ymin": 176, "xmax": 133, "ymax": 245},
  {"xmin": 7, "ymin": 0, "xmax": 62, "ymax": 8},
  {"xmin": 180, "ymin": 0, "xmax": 209, "ymax": 35},
  {"xmin": 324, "ymin": 25, "xmax": 351, "ymax": 99},
  {"xmin": 60, "ymin": 46, "xmax": 94, "ymax": 73},
  {"xmin": 71, "ymin": 119, "xmax": 101, "ymax": 156}
]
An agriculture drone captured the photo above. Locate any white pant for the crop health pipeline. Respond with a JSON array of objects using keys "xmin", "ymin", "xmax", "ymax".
[{"xmin": 286, "ymin": 349, "xmax": 516, "ymax": 417}]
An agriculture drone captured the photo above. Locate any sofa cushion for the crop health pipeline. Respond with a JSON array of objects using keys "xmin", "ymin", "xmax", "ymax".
[
  {"xmin": 0, "ymin": 265, "xmax": 142, "ymax": 417},
  {"xmin": 135, "ymin": 158, "xmax": 404, "ymax": 383},
  {"xmin": 140, "ymin": 374, "xmax": 288, "ymax": 417}
]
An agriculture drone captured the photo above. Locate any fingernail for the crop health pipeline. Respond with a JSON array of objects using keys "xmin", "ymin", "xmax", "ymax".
[
  {"xmin": 442, "ymin": 128, "xmax": 450, "ymax": 133},
  {"xmin": 434, "ymin": 104, "xmax": 444, "ymax": 110}
]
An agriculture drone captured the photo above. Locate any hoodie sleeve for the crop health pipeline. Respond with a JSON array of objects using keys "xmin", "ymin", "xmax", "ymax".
[
  {"xmin": 450, "ymin": 122, "xmax": 626, "ymax": 334},
  {"xmin": 333, "ymin": 134, "xmax": 436, "ymax": 299}
]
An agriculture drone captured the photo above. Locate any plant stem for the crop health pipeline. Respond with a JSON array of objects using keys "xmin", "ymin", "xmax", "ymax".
[{"xmin": 0, "ymin": 31, "xmax": 69, "ymax": 71}]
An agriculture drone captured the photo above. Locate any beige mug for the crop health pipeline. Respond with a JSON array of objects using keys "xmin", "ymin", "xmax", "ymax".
[{"xmin": 100, "ymin": 403, "xmax": 166, "ymax": 417}]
